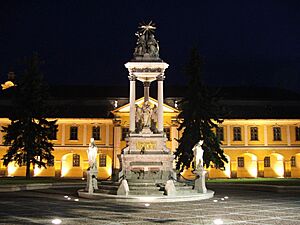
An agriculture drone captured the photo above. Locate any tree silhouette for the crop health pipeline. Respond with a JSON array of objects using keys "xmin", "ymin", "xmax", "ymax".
[{"xmin": 2, "ymin": 54, "xmax": 57, "ymax": 179}]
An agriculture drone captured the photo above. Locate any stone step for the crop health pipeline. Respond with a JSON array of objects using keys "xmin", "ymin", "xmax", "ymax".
[
  {"xmin": 128, "ymin": 182, "xmax": 159, "ymax": 187},
  {"xmin": 100, "ymin": 181, "xmax": 120, "ymax": 186},
  {"xmin": 98, "ymin": 184, "xmax": 119, "ymax": 190},
  {"xmin": 95, "ymin": 189, "xmax": 117, "ymax": 195},
  {"xmin": 127, "ymin": 179, "xmax": 164, "ymax": 183},
  {"xmin": 129, "ymin": 190, "xmax": 165, "ymax": 196},
  {"xmin": 129, "ymin": 185, "xmax": 161, "ymax": 191}
]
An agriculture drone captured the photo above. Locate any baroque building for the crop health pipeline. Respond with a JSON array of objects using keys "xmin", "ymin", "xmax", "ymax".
[{"xmin": 0, "ymin": 85, "xmax": 300, "ymax": 179}]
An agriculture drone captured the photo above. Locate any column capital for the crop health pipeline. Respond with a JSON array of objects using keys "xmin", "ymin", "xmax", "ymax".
[
  {"xmin": 157, "ymin": 74, "xmax": 165, "ymax": 81},
  {"xmin": 128, "ymin": 75, "xmax": 136, "ymax": 81},
  {"xmin": 143, "ymin": 81, "xmax": 151, "ymax": 87}
]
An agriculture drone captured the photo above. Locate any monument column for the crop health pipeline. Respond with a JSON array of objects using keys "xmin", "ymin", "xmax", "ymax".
[
  {"xmin": 143, "ymin": 81, "xmax": 150, "ymax": 102},
  {"xmin": 157, "ymin": 75, "xmax": 164, "ymax": 133},
  {"xmin": 129, "ymin": 75, "xmax": 136, "ymax": 133}
]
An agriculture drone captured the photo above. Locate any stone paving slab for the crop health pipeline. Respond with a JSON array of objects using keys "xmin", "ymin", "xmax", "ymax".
[{"xmin": 1, "ymin": 186, "xmax": 300, "ymax": 224}]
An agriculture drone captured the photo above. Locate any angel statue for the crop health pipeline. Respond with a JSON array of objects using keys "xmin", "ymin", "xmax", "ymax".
[{"xmin": 134, "ymin": 33, "xmax": 146, "ymax": 56}]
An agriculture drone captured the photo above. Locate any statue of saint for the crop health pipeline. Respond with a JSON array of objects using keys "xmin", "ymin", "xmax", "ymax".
[
  {"xmin": 87, "ymin": 138, "xmax": 98, "ymax": 170},
  {"xmin": 135, "ymin": 104, "xmax": 143, "ymax": 132},
  {"xmin": 147, "ymin": 34, "xmax": 159, "ymax": 58},
  {"xmin": 142, "ymin": 101, "xmax": 152, "ymax": 127},
  {"xmin": 193, "ymin": 140, "xmax": 204, "ymax": 170},
  {"xmin": 151, "ymin": 105, "xmax": 158, "ymax": 132}
]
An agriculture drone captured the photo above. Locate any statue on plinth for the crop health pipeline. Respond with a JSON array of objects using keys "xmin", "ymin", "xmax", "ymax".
[
  {"xmin": 193, "ymin": 140, "xmax": 204, "ymax": 170},
  {"xmin": 86, "ymin": 138, "xmax": 99, "ymax": 194},
  {"xmin": 87, "ymin": 138, "xmax": 98, "ymax": 170},
  {"xmin": 192, "ymin": 140, "xmax": 207, "ymax": 193}
]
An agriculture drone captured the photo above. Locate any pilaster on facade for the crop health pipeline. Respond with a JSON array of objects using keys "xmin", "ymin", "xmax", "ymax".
[
  {"xmin": 287, "ymin": 125, "xmax": 291, "ymax": 146},
  {"xmin": 105, "ymin": 124, "xmax": 110, "ymax": 146},
  {"xmin": 83, "ymin": 124, "xmax": 87, "ymax": 146},
  {"xmin": 227, "ymin": 125, "xmax": 231, "ymax": 146},
  {"xmin": 244, "ymin": 125, "xmax": 248, "ymax": 146},
  {"xmin": 264, "ymin": 125, "xmax": 268, "ymax": 146},
  {"xmin": 61, "ymin": 124, "xmax": 65, "ymax": 146}
]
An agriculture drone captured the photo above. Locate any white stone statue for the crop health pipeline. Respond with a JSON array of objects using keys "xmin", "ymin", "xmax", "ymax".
[
  {"xmin": 142, "ymin": 101, "xmax": 152, "ymax": 128},
  {"xmin": 135, "ymin": 104, "xmax": 143, "ymax": 132},
  {"xmin": 87, "ymin": 138, "xmax": 98, "ymax": 170},
  {"xmin": 151, "ymin": 105, "xmax": 158, "ymax": 132},
  {"xmin": 193, "ymin": 140, "xmax": 204, "ymax": 170}
]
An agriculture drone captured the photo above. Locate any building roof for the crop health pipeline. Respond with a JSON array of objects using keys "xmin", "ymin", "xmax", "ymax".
[{"xmin": 0, "ymin": 85, "xmax": 299, "ymax": 119}]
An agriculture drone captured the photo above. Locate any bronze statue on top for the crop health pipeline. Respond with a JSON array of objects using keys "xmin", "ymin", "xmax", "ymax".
[{"xmin": 133, "ymin": 21, "xmax": 160, "ymax": 59}]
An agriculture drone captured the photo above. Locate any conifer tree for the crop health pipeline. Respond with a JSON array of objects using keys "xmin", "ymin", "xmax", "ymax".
[
  {"xmin": 175, "ymin": 48, "xmax": 228, "ymax": 172},
  {"xmin": 2, "ymin": 54, "xmax": 57, "ymax": 179}
]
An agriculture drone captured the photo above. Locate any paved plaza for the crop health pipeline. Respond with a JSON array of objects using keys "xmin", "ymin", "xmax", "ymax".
[{"xmin": 0, "ymin": 185, "xmax": 300, "ymax": 225}]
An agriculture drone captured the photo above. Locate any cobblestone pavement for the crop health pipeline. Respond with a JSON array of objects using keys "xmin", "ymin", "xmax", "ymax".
[{"xmin": 0, "ymin": 185, "xmax": 300, "ymax": 225}]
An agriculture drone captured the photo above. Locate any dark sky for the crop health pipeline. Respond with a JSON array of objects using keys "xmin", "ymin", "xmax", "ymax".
[{"xmin": 0, "ymin": 1, "xmax": 299, "ymax": 92}]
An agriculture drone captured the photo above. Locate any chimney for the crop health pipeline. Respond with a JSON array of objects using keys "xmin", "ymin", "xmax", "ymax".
[{"xmin": 7, "ymin": 72, "xmax": 15, "ymax": 81}]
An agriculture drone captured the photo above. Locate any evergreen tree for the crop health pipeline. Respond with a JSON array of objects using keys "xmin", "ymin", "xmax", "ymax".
[
  {"xmin": 1, "ymin": 54, "xmax": 57, "ymax": 179},
  {"xmin": 175, "ymin": 48, "xmax": 228, "ymax": 172}
]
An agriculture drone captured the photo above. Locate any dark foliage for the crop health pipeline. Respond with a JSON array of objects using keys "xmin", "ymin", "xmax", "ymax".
[
  {"xmin": 175, "ymin": 48, "xmax": 228, "ymax": 172},
  {"xmin": 1, "ymin": 54, "xmax": 57, "ymax": 179}
]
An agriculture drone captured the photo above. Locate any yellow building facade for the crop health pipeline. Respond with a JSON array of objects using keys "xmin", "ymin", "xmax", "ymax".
[{"xmin": 1, "ymin": 97, "xmax": 300, "ymax": 179}]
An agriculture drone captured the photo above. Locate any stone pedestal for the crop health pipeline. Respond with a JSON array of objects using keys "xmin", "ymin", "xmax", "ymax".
[
  {"xmin": 86, "ymin": 169, "xmax": 98, "ymax": 194},
  {"xmin": 119, "ymin": 133, "xmax": 175, "ymax": 182},
  {"xmin": 194, "ymin": 167, "xmax": 207, "ymax": 194}
]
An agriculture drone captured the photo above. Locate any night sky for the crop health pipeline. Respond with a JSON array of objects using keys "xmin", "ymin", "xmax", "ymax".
[{"xmin": 0, "ymin": 1, "xmax": 299, "ymax": 92}]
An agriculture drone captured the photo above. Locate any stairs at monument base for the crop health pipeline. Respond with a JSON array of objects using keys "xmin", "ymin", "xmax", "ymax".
[
  {"xmin": 127, "ymin": 179, "xmax": 164, "ymax": 196},
  {"xmin": 93, "ymin": 180, "xmax": 199, "ymax": 196},
  {"xmin": 94, "ymin": 181, "xmax": 119, "ymax": 195}
]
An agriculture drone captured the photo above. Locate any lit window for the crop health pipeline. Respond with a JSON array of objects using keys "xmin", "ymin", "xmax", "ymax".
[
  {"xmin": 296, "ymin": 127, "xmax": 300, "ymax": 141},
  {"xmin": 92, "ymin": 126, "xmax": 101, "ymax": 140},
  {"xmin": 164, "ymin": 127, "xmax": 171, "ymax": 141},
  {"xmin": 73, "ymin": 154, "xmax": 80, "ymax": 167},
  {"xmin": 216, "ymin": 127, "xmax": 224, "ymax": 141},
  {"xmin": 70, "ymin": 126, "xmax": 78, "ymax": 140},
  {"xmin": 99, "ymin": 154, "xmax": 107, "ymax": 167},
  {"xmin": 250, "ymin": 127, "xmax": 258, "ymax": 141},
  {"xmin": 238, "ymin": 157, "xmax": 244, "ymax": 167},
  {"xmin": 264, "ymin": 156, "xmax": 270, "ymax": 167},
  {"xmin": 291, "ymin": 156, "xmax": 296, "ymax": 167},
  {"xmin": 233, "ymin": 127, "xmax": 241, "ymax": 141},
  {"xmin": 122, "ymin": 128, "xmax": 129, "ymax": 141},
  {"xmin": 273, "ymin": 127, "xmax": 281, "ymax": 141}
]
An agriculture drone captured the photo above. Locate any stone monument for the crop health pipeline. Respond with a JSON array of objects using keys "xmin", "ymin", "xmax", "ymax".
[
  {"xmin": 118, "ymin": 22, "xmax": 175, "ymax": 194},
  {"xmin": 193, "ymin": 140, "xmax": 207, "ymax": 193},
  {"xmin": 86, "ymin": 138, "xmax": 99, "ymax": 194}
]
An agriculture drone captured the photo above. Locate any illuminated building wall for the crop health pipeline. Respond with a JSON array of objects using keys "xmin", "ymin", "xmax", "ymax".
[{"xmin": 1, "ymin": 97, "xmax": 300, "ymax": 179}]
